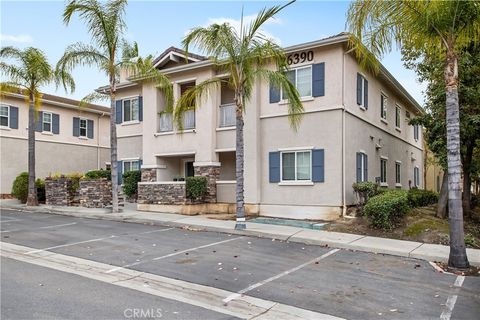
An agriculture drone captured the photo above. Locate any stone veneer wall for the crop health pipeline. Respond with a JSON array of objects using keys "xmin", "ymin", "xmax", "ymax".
[
  {"xmin": 138, "ymin": 182, "xmax": 186, "ymax": 205},
  {"xmin": 194, "ymin": 165, "xmax": 220, "ymax": 203},
  {"xmin": 141, "ymin": 168, "xmax": 157, "ymax": 182},
  {"xmin": 78, "ymin": 179, "xmax": 112, "ymax": 208},
  {"xmin": 45, "ymin": 177, "xmax": 76, "ymax": 206}
]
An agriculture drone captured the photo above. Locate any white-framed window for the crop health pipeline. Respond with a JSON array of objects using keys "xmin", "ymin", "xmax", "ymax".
[
  {"xmin": 281, "ymin": 150, "xmax": 311, "ymax": 181},
  {"xmin": 395, "ymin": 105, "xmax": 401, "ymax": 129},
  {"xmin": 42, "ymin": 112, "xmax": 52, "ymax": 132},
  {"xmin": 380, "ymin": 158, "xmax": 387, "ymax": 184},
  {"xmin": 357, "ymin": 152, "xmax": 368, "ymax": 182},
  {"xmin": 159, "ymin": 112, "xmax": 173, "ymax": 132},
  {"xmin": 79, "ymin": 118, "xmax": 88, "ymax": 137},
  {"xmin": 395, "ymin": 161, "xmax": 401, "ymax": 185},
  {"xmin": 123, "ymin": 97, "xmax": 139, "ymax": 122},
  {"xmin": 282, "ymin": 65, "xmax": 312, "ymax": 99},
  {"xmin": 183, "ymin": 109, "xmax": 195, "ymax": 129},
  {"xmin": 219, "ymin": 103, "xmax": 235, "ymax": 127},
  {"xmin": 0, "ymin": 105, "xmax": 9, "ymax": 127},
  {"xmin": 414, "ymin": 166, "xmax": 420, "ymax": 187},
  {"xmin": 123, "ymin": 160, "xmax": 140, "ymax": 173},
  {"xmin": 357, "ymin": 73, "xmax": 368, "ymax": 108},
  {"xmin": 413, "ymin": 124, "xmax": 420, "ymax": 141},
  {"xmin": 380, "ymin": 94, "xmax": 387, "ymax": 120}
]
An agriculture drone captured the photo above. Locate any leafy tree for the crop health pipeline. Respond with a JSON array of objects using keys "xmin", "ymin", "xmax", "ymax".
[
  {"xmin": 57, "ymin": 0, "xmax": 172, "ymax": 212},
  {"xmin": 347, "ymin": 0, "xmax": 480, "ymax": 269},
  {"xmin": 177, "ymin": 0, "xmax": 303, "ymax": 230},
  {"xmin": 0, "ymin": 47, "xmax": 74, "ymax": 205}
]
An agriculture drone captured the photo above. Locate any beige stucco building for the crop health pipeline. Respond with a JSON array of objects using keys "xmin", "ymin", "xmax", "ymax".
[
  {"xmin": 109, "ymin": 33, "xmax": 424, "ymax": 220},
  {"xmin": 0, "ymin": 92, "xmax": 110, "ymax": 196}
]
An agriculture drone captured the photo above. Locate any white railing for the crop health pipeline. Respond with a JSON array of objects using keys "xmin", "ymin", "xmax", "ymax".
[
  {"xmin": 183, "ymin": 110, "xmax": 195, "ymax": 129},
  {"xmin": 159, "ymin": 112, "xmax": 173, "ymax": 132},
  {"xmin": 219, "ymin": 103, "xmax": 235, "ymax": 128}
]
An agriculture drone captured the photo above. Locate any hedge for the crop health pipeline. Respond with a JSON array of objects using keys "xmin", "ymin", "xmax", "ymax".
[
  {"xmin": 122, "ymin": 170, "xmax": 141, "ymax": 199},
  {"xmin": 364, "ymin": 190, "xmax": 409, "ymax": 230},
  {"xmin": 11, "ymin": 172, "xmax": 45, "ymax": 203},
  {"xmin": 84, "ymin": 169, "xmax": 111, "ymax": 180},
  {"xmin": 407, "ymin": 188, "xmax": 439, "ymax": 208},
  {"xmin": 186, "ymin": 176, "xmax": 208, "ymax": 200}
]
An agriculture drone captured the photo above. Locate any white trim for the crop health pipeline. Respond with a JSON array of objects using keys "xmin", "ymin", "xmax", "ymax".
[
  {"xmin": 280, "ymin": 64, "xmax": 313, "ymax": 101},
  {"xmin": 154, "ymin": 131, "xmax": 175, "ymax": 137},
  {"xmin": 119, "ymin": 94, "xmax": 140, "ymax": 100},
  {"xmin": 174, "ymin": 77, "xmax": 197, "ymax": 84},
  {"xmin": 395, "ymin": 160, "xmax": 402, "ymax": 163},
  {"xmin": 41, "ymin": 131, "xmax": 53, "ymax": 136},
  {"xmin": 0, "ymin": 126, "xmax": 11, "ymax": 131},
  {"xmin": 118, "ymin": 133, "xmax": 143, "ymax": 138},
  {"xmin": 359, "ymin": 149, "xmax": 366, "ymax": 154},
  {"xmin": 278, "ymin": 146, "xmax": 314, "ymax": 151},
  {"xmin": 139, "ymin": 181, "xmax": 185, "ymax": 185},
  {"xmin": 260, "ymin": 105, "xmax": 342, "ymax": 120},
  {"xmin": 120, "ymin": 157, "xmax": 140, "ymax": 161},
  {"xmin": 395, "ymin": 183, "xmax": 402, "ymax": 188},
  {"xmin": 395, "ymin": 104, "xmax": 402, "ymax": 129},
  {"xmin": 359, "ymin": 105, "xmax": 367, "ymax": 111},
  {"xmin": 180, "ymin": 129, "xmax": 196, "ymax": 134},
  {"xmin": 141, "ymin": 164, "xmax": 166, "ymax": 169},
  {"xmin": 193, "ymin": 161, "xmax": 221, "ymax": 167},
  {"xmin": 121, "ymin": 120, "xmax": 141, "ymax": 126},
  {"xmin": 42, "ymin": 111, "xmax": 53, "ymax": 133},
  {"xmin": 380, "ymin": 119, "xmax": 388, "ymax": 125},
  {"xmin": 280, "ymin": 149, "xmax": 312, "ymax": 182},
  {"xmin": 380, "ymin": 182, "xmax": 389, "ymax": 187},
  {"xmin": 0, "ymin": 104, "xmax": 10, "ymax": 128},
  {"xmin": 78, "ymin": 136, "xmax": 88, "ymax": 140},
  {"xmin": 155, "ymin": 151, "xmax": 196, "ymax": 157},
  {"xmin": 278, "ymin": 181, "xmax": 314, "ymax": 186},
  {"xmin": 216, "ymin": 180, "xmax": 236, "ymax": 184},
  {"xmin": 216, "ymin": 126, "xmax": 235, "ymax": 132},
  {"xmin": 122, "ymin": 96, "xmax": 140, "ymax": 123},
  {"xmin": 380, "ymin": 155, "xmax": 389, "ymax": 160},
  {"xmin": 0, "ymin": 134, "xmax": 109, "ymax": 148},
  {"xmin": 215, "ymin": 148, "xmax": 236, "ymax": 153}
]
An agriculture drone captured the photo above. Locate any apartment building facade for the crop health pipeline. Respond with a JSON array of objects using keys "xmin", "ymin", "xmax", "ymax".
[
  {"xmin": 0, "ymin": 92, "xmax": 110, "ymax": 197},
  {"xmin": 110, "ymin": 33, "xmax": 424, "ymax": 220}
]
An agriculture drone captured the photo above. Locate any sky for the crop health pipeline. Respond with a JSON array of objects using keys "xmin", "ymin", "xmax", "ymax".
[{"xmin": 0, "ymin": 0, "xmax": 426, "ymax": 106}]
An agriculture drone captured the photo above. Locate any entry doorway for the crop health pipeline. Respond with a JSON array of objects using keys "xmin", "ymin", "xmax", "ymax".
[{"xmin": 183, "ymin": 159, "xmax": 195, "ymax": 178}]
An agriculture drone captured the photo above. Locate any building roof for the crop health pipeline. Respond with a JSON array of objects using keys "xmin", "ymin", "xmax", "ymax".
[{"xmin": 152, "ymin": 46, "xmax": 207, "ymax": 68}]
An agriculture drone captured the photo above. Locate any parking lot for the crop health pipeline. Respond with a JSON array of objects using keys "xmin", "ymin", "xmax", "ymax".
[{"xmin": 1, "ymin": 208, "xmax": 479, "ymax": 319}]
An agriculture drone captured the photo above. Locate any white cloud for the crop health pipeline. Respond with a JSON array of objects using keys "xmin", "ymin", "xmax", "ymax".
[{"xmin": 0, "ymin": 34, "xmax": 33, "ymax": 43}]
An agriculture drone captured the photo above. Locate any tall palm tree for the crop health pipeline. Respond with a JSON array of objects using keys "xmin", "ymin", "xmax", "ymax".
[
  {"xmin": 57, "ymin": 0, "xmax": 172, "ymax": 212},
  {"xmin": 176, "ymin": 0, "xmax": 302, "ymax": 230},
  {"xmin": 0, "ymin": 47, "xmax": 74, "ymax": 206},
  {"xmin": 347, "ymin": 0, "xmax": 480, "ymax": 269}
]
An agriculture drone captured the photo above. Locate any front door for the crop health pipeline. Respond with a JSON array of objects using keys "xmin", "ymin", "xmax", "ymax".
[{"xmin": 185, "ymin": 161, "xmax": 194, "ymax": 178}]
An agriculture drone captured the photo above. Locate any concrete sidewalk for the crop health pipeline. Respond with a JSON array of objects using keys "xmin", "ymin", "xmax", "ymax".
[{"xmin": 1, "ymin": 199, "xmax": 479, "ymax": 266}]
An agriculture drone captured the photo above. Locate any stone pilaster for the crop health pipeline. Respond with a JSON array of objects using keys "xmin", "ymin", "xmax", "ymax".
[
  {"xmin": 141, "ymin": 168, "xmax": 157, "ymax": 182},
  {"xmin": 194, "ymin": 165, "xmax": 220, "ymax": 203}
]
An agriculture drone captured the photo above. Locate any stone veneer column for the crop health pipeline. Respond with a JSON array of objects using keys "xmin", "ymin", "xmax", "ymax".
[
  {"xmin": 194, "ymin": 164, "xmax": 220, "ymax": 203},
  {"xmin": 141, "ymin": 168, "xmax": 157, "ymax": 182}
]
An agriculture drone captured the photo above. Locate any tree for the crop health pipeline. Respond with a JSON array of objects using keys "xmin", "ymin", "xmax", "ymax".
[
  {"xmin": 177, "ymin": 0, "xmax": 302, "ymax": 230},
  {"xmin": 57, "ymin": 0, "xmax": 172, "ymax": 212},
  {"xmin": 0, "ymin": 47, "xmax": 74, "ymax": 206},
  {"xmin": 347, "ymin": 0, "xmax": 480, "ymax": 269}
]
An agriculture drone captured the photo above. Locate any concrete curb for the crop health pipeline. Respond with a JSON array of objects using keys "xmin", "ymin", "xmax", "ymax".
[{"xmin": 2, "ymin": 202, "xmax": 479, "ymax": 266}]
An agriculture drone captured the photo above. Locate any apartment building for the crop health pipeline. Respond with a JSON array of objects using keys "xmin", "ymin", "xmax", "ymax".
[
  {"xmin": 109, "ymin": 33, "xmax": 424, "ymax": 220},
  {"xmin": 0, "ymin": 92, "xmax": 110, "ymax": 197}
]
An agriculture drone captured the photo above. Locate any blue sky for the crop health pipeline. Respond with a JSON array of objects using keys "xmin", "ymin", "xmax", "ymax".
[{"xmin": 1, "ymin": 0, "xmax": 425, "ymax": 106}]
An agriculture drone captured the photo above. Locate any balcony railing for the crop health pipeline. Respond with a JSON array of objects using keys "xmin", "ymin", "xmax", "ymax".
[
  {"xmin": 159, "ymin": 112, "xmax": 173, "ymax": 132},
  {"xmin": 219, "ymin": 103, "xmax": 235, "ymax": 128}
]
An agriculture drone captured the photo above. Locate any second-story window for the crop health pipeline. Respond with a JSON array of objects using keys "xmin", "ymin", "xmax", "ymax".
[
  {"xmin": 0, "ymin": 105, "xmax": 9, "ymax": 127},
  {"xmin": 380, "ymin": 94, "xmax": 387, "ymax": 121},
  {"xmin": 42, "ymin": 112, "xmax": 52, "ymax": 132},
  {"xmin": 414, "ymin": 124, "xmax": 420, "ymax": 141},
  {"xmin": 159, "ymin": 112, "xmax": 173, "ymax": 132},
  {"xmin": 183, "ymin": 109, "xmax": 195, "ymax": 130},
  {"xmin": 79, "ymin": 118, "xmax": 87, "ymax": 137},
  {"xmin": 219, "ymin": 103, "xmax": 235, "ymax": 127},
  {"xmin": 357, "ymin": 73, "xmax": 368, "ymax": 109},
  {"xmin": 395, "ymin": 105, "xmax": 401, "ymax": 129},
  {"xmin": 123, "ymin": 97, "xmax": 139, "ymax": 122},
  {"xmin": 282, "ymin": 66, "xmax": 312, "ymax": 99}
]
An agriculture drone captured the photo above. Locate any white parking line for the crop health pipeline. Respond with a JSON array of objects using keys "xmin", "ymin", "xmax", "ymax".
[
  {"xmin": 106, "ymin": 236, "xmax": 244, "ymax": 273},
  {"xmin": 223, "ymin": 248, "xmax": 340, "ymax": 304},
  {"xmin": 137, "ymin": 227, "xmax": 174, "ymax": 235},
  {"xmin": 1, "ymin": 222, "xmax": 77, "ymax": 233},
  {"xmin": 0, "ymin": 218, "xmax": 23, "ymax": 223},
  {"xmin": 440, "ymin": 275, "xmax": 465, "ymax": 320},
  {"xmin": 24, "ymin": 235, "xmax": 117, "ymax": 254}
]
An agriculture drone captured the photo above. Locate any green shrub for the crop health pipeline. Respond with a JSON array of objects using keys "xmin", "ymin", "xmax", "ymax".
[
  {"xmin": 364, "ymin": 190, "xmax": 410, "ymax": 230},
  {"xmin": 352, "ymin": 181, "xmax": 378, "ymax": 208},
  {"xmin": 186, "ymin": 176, "xmax": 208, "ymax": 200},
  {"xmin": 84, "ymin": 169, "xmax": 111, "ymax": 180},
  {"xmin": 11, "ymin": 172, "xmax": 45, "ymax": 203},
  {"xmin": 407, "ymin": 188, "xmax": 438, "ymax": 208},
  {"xmin": 122, "ymin": 170, "xmax": 141, "ymax": 199},
  {"xmin": 66, "ymin": 173, "xmax": 83, "ymax": 194}
]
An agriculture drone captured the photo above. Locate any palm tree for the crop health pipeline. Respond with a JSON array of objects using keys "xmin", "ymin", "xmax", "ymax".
[
  {"xmin": 57, "ymin": 0, "xmax": 172, "ymax": 212},
  {"xmin": 0, "ymin": 47, "xmax": 74, "ymax": 206},
  {"xmin": 347, "ymin": 0, "xmax": 480, "ymax": 269},
  {"xmin": 176, "ymin": 0, "xmax": 302, "ymax": 230}
]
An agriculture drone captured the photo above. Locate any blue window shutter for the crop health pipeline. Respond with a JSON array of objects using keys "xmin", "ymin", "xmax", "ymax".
[
  {"xmin": 364, "ymin": 78, "xmax": 369, "ymax": 109},
  {"xmin": 139, "ymin": 159, "xmax": 143, "ymax": 170},
  {"xmin": 138, "ymin": 96, "xmax": 143, "ymax": 121},
  {"xmin": 35, "ymin": 111, "xmax": 43, "ymax": 132},
  {"xmin": 356, "ymin": 152, "xmax": 362, "ymax": 182},
  {"xmin": 269, "ymin": 151, "xmax": 280, "ymax": 183},
  {"xmin": 73, "ymin": 117, "xmax": 80, "ymax": 137},
  {"xmin": 9, "ymin": 106, "xmax": 18, "ymax": 129},
  {"xmin": 52, "ymin": 113, "xmax": 60, "ymax": 134},
  {"xmin": 356, "ymin": 73, "xmax": 362, "ymax": 105},
  {"xmin": 117, "ymin": 160, "xmax": 123, "ymax": 185},
  {"xmin": 87, "ymin": 119, "xmax": 94, "ymax": 139},
  {"xmin": 312, "ymin": 63, "xmax": 325, "ymax": 97},
  {"xmin": 364, "ymin": 153, "xmax": 368, "ymax": 181},
  {"xmin": 312, "ymin": 149, "xmax": 325, "ymax": 183},
  {"xmin": 269, "ymin": 82, "xmax": 280, "ymax": 104},
  {"xmin": 115, "ymin": 100, "xmax": 122, "ymax": 124}
]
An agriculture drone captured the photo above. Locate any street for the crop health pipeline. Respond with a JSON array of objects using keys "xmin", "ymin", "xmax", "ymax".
[{"xmin": 1, "ymin": 208, "xmax": 479, "ymax": 320}]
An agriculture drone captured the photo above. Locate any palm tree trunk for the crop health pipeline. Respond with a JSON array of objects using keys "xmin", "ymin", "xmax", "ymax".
[
  {"xmin": 445, "ymin": 51, "xmax": 469, "ymax": 269},
  {"xmin": 26, "ymin": 92, "xmax": 38, "ymax": 206},
  {"xmin": 462, "ymin": 142, "xmax": 473, "ymax": 216},
  {"xmin": 234, "ymin": 100, "xmax": 246, "ymax": 230},
  {"xmin": 110, "ymin": 80, "xmax": 119, "ymax": 213},
  {"xmin": 437, "ymin": 171, "xmax": 448, "ymax": 219}
]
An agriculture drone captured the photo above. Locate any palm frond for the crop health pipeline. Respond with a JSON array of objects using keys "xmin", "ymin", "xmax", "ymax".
[
  {"xmin": 56, "ymin": 42, "xmax": 109, "ymax": 76},
  {"xmin": 0, "ymin": 62, "xmax": 28, "ymax": 86},
  {"xmin": 80, "ymin": 91, "xmax": 109, "ymax": 108}
]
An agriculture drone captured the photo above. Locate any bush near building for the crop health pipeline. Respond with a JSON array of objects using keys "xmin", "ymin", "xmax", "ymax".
[
  {"xmin": 84, "ymin": 169, "xmax": 111, "ymax": 180},
  {"xmin": 186, "ymin": 176, "xmax": 208, "ymax": 200},
  {"xmin": 407, "ymin": 188, "xmax": 439, "ymax": 208},
  {"xmin": 364, "ymin": 190, "xmax": 410, "ymax": 230},
  {"xmin": 122, "ymin": 170, "xmax": 141, "ymax": 200},
  {"xmin": 11, "ymin": 172, "xmax": 46, "ymax": 203}
]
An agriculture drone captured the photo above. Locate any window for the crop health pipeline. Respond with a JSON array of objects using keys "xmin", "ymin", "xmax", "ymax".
[
  {"xmin": 79, "ymin": 118, "xmax": 87, "ymax": 137},
  {"xmin": 357, "ymin": 73, "xmax": 368, "ymax": 108},
  {"xmin": 281, "ymin": 150, "xmax": 311, "ymax": 181},
  {"xmin": 395, "ymin": 105, "xmax": 401, "ymax": 129},
  {"xmin": 123, "ymin": 160, "xmax": 140, "ymax": 173},
  {"xmin": 414, "ymin": 166, "xmax": 420, "ymax": 187},
  {"xmin": 357, "ymin": 152, "xmax": 368, "ymax": 182},
  {"xmin": 380, "ymin": 94, "xmax": 387, "ymax": 120},
  {"xmin": 183, "ymin": 109, "xmax": 195, "ymax": 129},
  {"xmin": 159, "ymin": 112, "xmax": 173, "ymax": 132},
  {"xmin": 395, "ymin": 161, "xmax": 401, "ymax": 185},
  {"xmin": 414, "ymin": 124, "xmax": 420, "ymax": 141},
  {"xmin": 42, "ymin": 112, "xmax": 52, "ymax": 132},
  {"xmin": 380, "ymin": 158, "xmax": 387, "ymax": 184},
  {"xmin": 219, "ymin": 103, "xmax": 235, "ymax": 127},
  {"xmin": 282, "ymin": 66, "xmax": 312, "ymax": 99},
  {"xmin": 0, "ymin": 105, "xmax": 9, "ymax": 127},
  {"xmin": 123, "ymin": 97, "xmax": 139, "ymax": 122}
]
